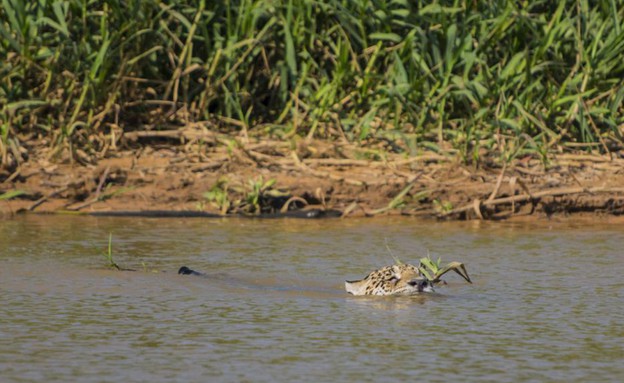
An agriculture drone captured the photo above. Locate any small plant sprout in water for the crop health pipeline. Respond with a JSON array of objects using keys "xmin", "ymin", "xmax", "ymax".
[
  {"xmin": 418, "ymin": 255, "xmax": 472, "ymax": 285},
  {"xmin": 384, "ymin": 237, "xmax": 403, "ymax": 265},
  {"xmin": 102, "ymin": 233, "xmax": 121, "ymax": 270}
]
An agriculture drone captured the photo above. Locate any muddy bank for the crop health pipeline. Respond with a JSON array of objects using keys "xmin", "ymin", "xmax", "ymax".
[{"xmin": 2, "ymin": 129, "xmax": 624, "ymax": 221}]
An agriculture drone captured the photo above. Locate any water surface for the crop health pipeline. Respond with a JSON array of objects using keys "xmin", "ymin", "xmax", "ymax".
[{"xmin": 1, "ymin": 215, "xmax": 623, "ymax": 382}]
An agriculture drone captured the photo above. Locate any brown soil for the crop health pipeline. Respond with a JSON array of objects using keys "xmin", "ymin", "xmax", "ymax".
[{"xmin": 2, "ymin": 127, "xmax": 624, "ymax": 221}]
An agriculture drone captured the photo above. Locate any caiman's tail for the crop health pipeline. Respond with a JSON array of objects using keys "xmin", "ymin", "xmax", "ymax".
[{"xmin": 178, "ymin": 266, "xmax": 203, "ymax": 276}]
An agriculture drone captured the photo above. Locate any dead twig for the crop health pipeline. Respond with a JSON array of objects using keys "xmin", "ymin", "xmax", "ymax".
[
  {"xmin": 26, "ymin": 178, "xmax": 87, "ymax": 211},
  {"xmin": 487, "ymin": 162, "xmax": 507, "ymax": 202},
  {"xmin": 288, "ymin": 152, "xmax": 369, "ymax": 186},
  {"xmin": 473, "ymin": 199, "xmax": 484, "ymax": 220},
  {"xmin": 123, "ymin": 128, "xmax": 220, "ymax": 143},
  {"xmin": 28, "ymin": 186, "xmax": 70, "ymax": 211},
  {"xmin": 280, "ymin": 196, "xmax": 308, "ymax": 213},
  {"xmin": 190, "ymin": 160, "xmax": 225, "ymax": 172},
  {"xmin": 3, "ymin": 167, "xmax": 22, "ymax": 184},
  {"xmin": 94, "ymin": 166, "xmax": 111, "ymax": 200}
]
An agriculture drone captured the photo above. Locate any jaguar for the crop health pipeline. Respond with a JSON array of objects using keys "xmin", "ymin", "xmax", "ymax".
[{"xmin": 345, "ymin": 262, "xmax": 471, "ymax": 296}]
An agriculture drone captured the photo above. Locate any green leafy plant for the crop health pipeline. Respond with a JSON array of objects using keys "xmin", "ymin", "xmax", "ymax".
[
  {"xmin": 203, "ymin": 177, "xmax": 231, "ymax": 215},
  {"xmin": 239, "ymin": 177, "xmax": 290, "ymax": 215},
  {"xmin": 244, "ymin": 177, "xmax": 276, "ymax": 213},
  {"xmin": 204, "ymin": 177, "xmax": 291, "ymax": 215},
  {"xmin": 433, "ymin": 199, "xmax": 454, "ymax": 214},
  {"xmin": 418, "ymin": 255, "xmax": 471, "ymax": 284}
]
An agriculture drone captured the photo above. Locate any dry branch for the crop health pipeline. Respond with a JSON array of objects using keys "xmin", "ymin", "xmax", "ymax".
[
  {"xmin": 442, "ymin": 186, "xmax": 624, "ymax": 218},
  {"xmin": 487, "ymin": 162, "xmax": 507, "ymax": 201},
  {"xmin": 28, "ymin": 186, "xmax": 70, "ymax": 211}
]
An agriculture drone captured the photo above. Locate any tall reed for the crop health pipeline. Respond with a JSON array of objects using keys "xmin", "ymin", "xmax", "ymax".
[{"xmin": 1, "ymin": 0, "xmax": 623, "ymax": 169}]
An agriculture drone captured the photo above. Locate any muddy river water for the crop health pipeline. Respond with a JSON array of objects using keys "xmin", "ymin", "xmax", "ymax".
[{"xmin": 1, "ymin": 215, "xmax": 623, "ymax": 382}]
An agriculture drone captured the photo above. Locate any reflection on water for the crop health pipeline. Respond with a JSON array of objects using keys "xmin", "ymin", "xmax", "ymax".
[{"xmin": 1, "ymin": 215, "xmax": 623, "ymax": 382}]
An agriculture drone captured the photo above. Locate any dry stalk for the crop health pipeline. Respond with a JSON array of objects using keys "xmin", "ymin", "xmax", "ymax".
[{"xmin": 442, "ymin": 186, "xmax": 624, "ymax": 218}]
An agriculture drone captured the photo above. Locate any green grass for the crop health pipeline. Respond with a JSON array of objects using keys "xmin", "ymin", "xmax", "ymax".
[
  {"xmin": 203, "ymin": 176, "xmax": 290, "ymax": 215},
  {"xmin": 102, "ymin": 232, "xmax": 121, "ymax": 270},
  {"xmin": 0, "ymin": 189, "xmax": 26, "ymax": 200},
  {"xmin": 418, "ymin": 255, "xmax": 471, "ymax": 284},
  {"xmin": 1, "ymin": 0, "xmax": 623, "ymax": 169}
]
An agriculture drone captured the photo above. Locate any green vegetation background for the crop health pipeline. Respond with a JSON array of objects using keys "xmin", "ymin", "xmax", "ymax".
[{"xmin": 1, "ymin": 0, "xmax": 623, "ymax": 167}]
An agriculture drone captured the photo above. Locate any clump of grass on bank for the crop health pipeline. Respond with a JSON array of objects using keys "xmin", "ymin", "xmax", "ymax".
[
  {"xmin": 1, "ymin": 0, "xmax": 623, "ymax": 172},
  {"xmin": 203, "ymin": 176, "xmax": 294, "ymax": 215}
]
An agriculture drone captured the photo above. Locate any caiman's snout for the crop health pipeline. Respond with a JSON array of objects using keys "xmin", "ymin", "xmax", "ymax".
[
  {"xmin": 420, "ymin": 280, "xmax": 435, "ymax": 293},
  {"xmin": 408, "ymin": 279, "xmax": 435, "ymax": 293}
]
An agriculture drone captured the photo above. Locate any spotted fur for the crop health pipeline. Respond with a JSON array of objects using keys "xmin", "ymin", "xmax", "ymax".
[{"xmin": 344, "ymin": 263, "xmax": 434, "ymax": 296}]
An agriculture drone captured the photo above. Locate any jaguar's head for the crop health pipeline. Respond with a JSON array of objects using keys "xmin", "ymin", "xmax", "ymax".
[{"xmin": 344, "ymin": 264, "xmax": 434, "ymax": 296}]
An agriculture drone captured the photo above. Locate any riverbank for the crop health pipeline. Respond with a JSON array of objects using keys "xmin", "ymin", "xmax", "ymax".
[
  {"xmin": 2, "ymin": 127, "xmax": 624, "ymax": 221},
  {"xmin": 3, "ymin": 2, "xmax": 624, "ymax": 221}
]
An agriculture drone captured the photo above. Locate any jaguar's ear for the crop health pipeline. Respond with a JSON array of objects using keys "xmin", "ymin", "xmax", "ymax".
[{"xmin": 345, "ymin": 279, "xmax": 366, "ymax": 295}]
